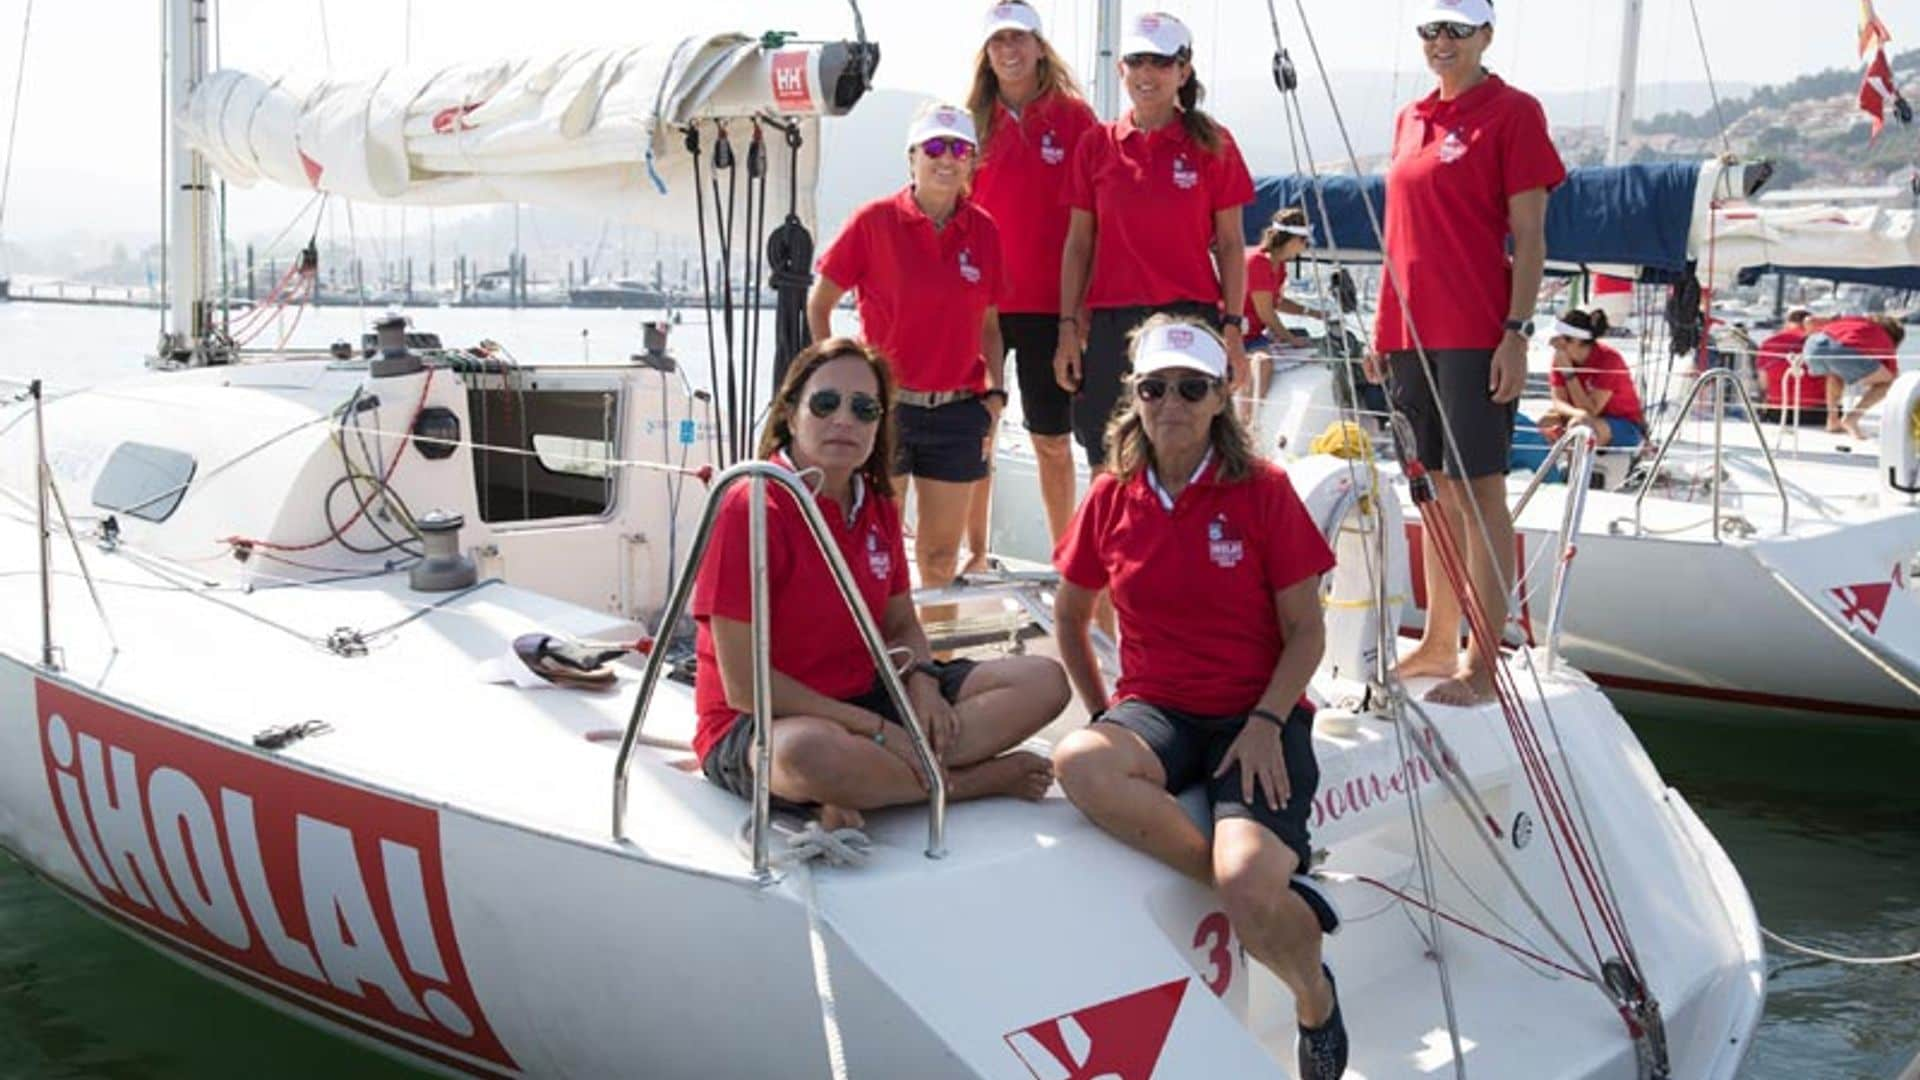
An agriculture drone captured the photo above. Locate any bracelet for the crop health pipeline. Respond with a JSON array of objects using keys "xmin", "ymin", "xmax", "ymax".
[
  {"xmin": 869, "ymin": 719, "xmax": 888, "ymax": 746},
  {"xmin": 981, "ymin": 388, "xmax": 1009, "ymax": 405},
  {"xmin": 1249, "ymin": 707, "xmax": 1288, "ymax": 729}
]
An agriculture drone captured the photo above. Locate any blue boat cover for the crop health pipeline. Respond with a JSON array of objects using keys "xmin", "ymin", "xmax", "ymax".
[
  {"xmin": 1735, "ymin": 264, "xmax": 1920, "ymax": 291},
  {"xmin": 1247, "ymin": 162, "xmax": 1704, "ymax": 276}
]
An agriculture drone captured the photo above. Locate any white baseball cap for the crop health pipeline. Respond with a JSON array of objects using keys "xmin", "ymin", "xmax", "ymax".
[
  {"xmin": 1133, "ymin": 321, "xmax": 1227, "ymax": 380},
  {"xmin": 982, "ymin": 2, "xmax": 1043, "ymax": 41},
  {"xmin": 905, "ymin": 103, "xmax": 978, "ymax": 151},
  {"xmin": 1411, "ymin": 0, "xmax": 1495, "ymax": 28},
  {"xmin": 1120, "ymin": 11, "xmax": 1193, "ymax": 58}
]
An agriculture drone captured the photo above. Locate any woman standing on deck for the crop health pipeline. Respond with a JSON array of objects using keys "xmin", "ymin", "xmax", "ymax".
[
  {"xmin": 809, "ymin": 103, "xmax": 1006, "ymax": 597},
  {"xmin": 964, "ymin": 1, "xmax": 1100, "ymax": 552},
  {"xmin": 1054, "ymin": 10, "xmax": 1256, "ymax": 472},
  {"xmin": 1363, "ymin": 0, "xmax": 1566, "ymax": 706}
]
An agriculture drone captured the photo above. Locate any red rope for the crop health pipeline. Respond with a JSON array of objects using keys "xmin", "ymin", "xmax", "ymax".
[{"xmin": 1350, "ymin": 873, "xmax": 1595, "ymax": 983}]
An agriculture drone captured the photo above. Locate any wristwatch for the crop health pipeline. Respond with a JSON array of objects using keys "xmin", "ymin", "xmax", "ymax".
[
  {"xmin": 981, "ymin": 388, "xmax": 1009, "ymax": 406},
  {"xmin": 1219, "ymin": 314, "xmax": 1245, "ymax": 330},
  {"xmin": 1503, "ymin": 318, "xmax": 1534, "ymax": 338}
]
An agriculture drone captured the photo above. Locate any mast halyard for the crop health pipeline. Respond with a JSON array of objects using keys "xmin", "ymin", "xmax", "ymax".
[
  {"xmin": 1605, "ymin": 0, "xmax": 1645, "ymax": 167},
  {"xmin": 162, "ymin": 0, "xmax": 216, "ymax": 365}
]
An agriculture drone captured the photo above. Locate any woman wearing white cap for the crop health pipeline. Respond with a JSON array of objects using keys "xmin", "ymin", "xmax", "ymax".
[
  {"xmin": 965, "ymin": 1, "xmax": 1100, "ymax": 550},
  {"xmin": 1362, "ymin": 0, "xmax": 1565, "ymax": 706},
  {"xmin": 809, "ymin": 103, "xmax": 1007, "ymax": 598},
  {"xmin": 1051, "ymin": 316, "xmax": 1349, "ymax": 1080},
  {"xmin": 1055, "ymin": 10, "xmax": 1257, "ymax": 472}
]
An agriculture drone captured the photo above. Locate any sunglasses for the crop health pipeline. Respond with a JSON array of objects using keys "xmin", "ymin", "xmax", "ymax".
[
  {"xmin": 1121, "ymin": 52, "xmax": 1181, "ymax": 70},
  {"xmin": 1135, "ymin": 375, "xmax": 1219, "ymax": 404},
  {"xmin": 804, "ymin": 388, "xmax": 884, "ymax": 423},
  {"xmin": 1416, "ymin": 21, "xmax": 1482, "ymax": 41},
  {"xmin": 919, "ymin": 137, "xmax": 975, "ymax": 160}
]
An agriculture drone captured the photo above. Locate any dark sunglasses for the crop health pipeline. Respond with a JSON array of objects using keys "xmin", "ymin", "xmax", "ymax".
[
  {"xmin": 919, "ymin": 137, "xmax": 975, "ymax": 160},
  {"xmin": 1121, "ymin": 52, "xmax": 1180, "ymax": 70},
  {"xmin": 804, "ymin": 388, "xmax": 884, "ymax": 423},
  {"xmin": 1416, "ymin": 21, "xmax": 1482, "ymax": 41},
  {"xmin": 1135, "ymin": 375, "xmax": 1219, "ymax": 403}
]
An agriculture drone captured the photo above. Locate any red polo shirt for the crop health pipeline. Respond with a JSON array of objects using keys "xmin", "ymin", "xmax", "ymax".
[
  {"xmin": 1243, "ymin": 250, "xmax": 1287, "ymax": 339},
  {"xmin": 1755, "ymin": 327, "xmax": 1813, "ymax": 409},
  {"xmin": 1823, "ymin": 317, "xmax": 1901, "ymax": 375},
  {"xmin": 1375, "ymin": 75, "xmax": 1566, "ymax": 353},
  {"xmin": 818, "ymin": 188, "xmax": 1004, "ymax": 392},
  {"xmin": 690, "ymin": 457, "xmax": 911, "ymax": 763},
  {"xmin": 973, "ymin": 90, "xmax": 1100, "ymax": 315},
  {"xmin": 1064, "ymin": 114, "xmax": 1255, "ymax": 310},
  {"xmin": 1550, "ymin": 341, "xmax": 1644, "ymax": 429},
  {"xmin": 1054, "ymin": 458, "xmax": 1335, "ymax": 716}
]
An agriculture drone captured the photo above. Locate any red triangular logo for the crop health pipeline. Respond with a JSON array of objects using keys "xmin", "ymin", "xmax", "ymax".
[
  {"xmin": 298, "ymin": 149, "xmax": 324, "ymax": 188},
  {"xmin": 1005, "ymin": 978, "xmax": 1189, "ymax": 1080},
  {"xmin": 1830, "ymin": 581, "xmax": 1894, "ymax": 635}
]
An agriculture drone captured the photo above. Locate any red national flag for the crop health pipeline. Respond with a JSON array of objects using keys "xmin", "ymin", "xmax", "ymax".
[
  {"xmin": 1859, "ymin": 0, "xmax": 1892, "ymax": 59},
  {"xmin": 1859, "ymin": 48, "xmax": 1904, "ymax": 142}
]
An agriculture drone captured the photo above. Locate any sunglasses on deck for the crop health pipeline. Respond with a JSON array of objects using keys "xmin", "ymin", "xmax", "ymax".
[
  {"xmin": 805, "ymin": 388, "xmax": 884, "ymax": 423},
  {"xmin": 1121, "ymin": 52, "xmax": 1180, "ymax": 70},
  {"xmin": 1134, "ymin": 375, "xmax": 1219, "ymax": 404},
  {"xmin": 1416, "ymin": 21, "xmax": 1482, "ymax": 41},
  {"xmin": 919, "ymin": 137, "xmax": 975, "ymax": 160}
]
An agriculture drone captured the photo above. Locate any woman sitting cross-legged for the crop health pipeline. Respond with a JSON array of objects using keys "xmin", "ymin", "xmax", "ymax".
[
  {"xmin": 691, "ymin": 337, "xmax": 1069, "ymax": 831},
  {"xmin": 1049, "ymin": 317, "xmax": 1348, "ymax": 1079}
]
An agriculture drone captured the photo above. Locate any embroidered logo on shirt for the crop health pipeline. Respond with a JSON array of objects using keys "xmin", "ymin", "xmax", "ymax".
[
  {"xmin": 1438, "ymin": 129, "xmax": 1468, "ymax": 164},
  {"xmin": 866, "ymin": 528, "xmax": 893, "ymax": 580},
  {"xmin": 1171, "ymin": 154, "xmax": 1200, "ymax": 190},
  {"xmin": 958, "ymin": 248, "xmax": 983, "ymax": 285},
  {"xmin": 1040, "ymin": 130, "xmax": 1065, "ymax": 165},
  {"xmin": 1207, "ymin": 514, "xmax": 1245, "ymax": 569}
]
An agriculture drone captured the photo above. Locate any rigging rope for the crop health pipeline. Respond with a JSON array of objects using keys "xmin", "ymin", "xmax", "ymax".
[
  {"xmin": 1684, "ymin": 0, "xmax": 1735, "ymax": 158},
  {"xmin": 0, "ymin": 0, "xmax": 34, "ymax": 270}
]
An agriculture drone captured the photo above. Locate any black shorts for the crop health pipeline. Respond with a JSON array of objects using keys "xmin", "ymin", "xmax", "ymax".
[
  {"xmin": 1386, "ymin": 349, "xmax": 1517, "ymax": 479},
  {"xmin": 1098, "ymin": 698, "xmax": 1318, "ymax": 869},
  {"xmin": 701, "ymin": 659, "xmax": 978, "ymax": 802},
  {"xmin": 896, "ymin": 399, "xmax": 992, "ymax": 483},
  {"xmin": 1002, "ymin": 312, "xmax": 1072, "ymax": 438},
  {"xmin": 1075, "ymin": 301, "xmax": 1221, "ymax": 468}
]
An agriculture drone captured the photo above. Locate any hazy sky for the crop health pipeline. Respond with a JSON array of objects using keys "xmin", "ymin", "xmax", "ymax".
[{"xmin": 0, "ymin": 0, "xmax": 1892, "ymax": 244}]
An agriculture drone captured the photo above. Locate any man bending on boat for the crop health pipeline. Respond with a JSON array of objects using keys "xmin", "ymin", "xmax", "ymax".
[
  {"xmin": 690, "ymin": 338, "xmax": 1068, "ymax": 830},
  {"xmin": 1049, "ymin": 319, "xmax": 1348, "ymax": 1079}
]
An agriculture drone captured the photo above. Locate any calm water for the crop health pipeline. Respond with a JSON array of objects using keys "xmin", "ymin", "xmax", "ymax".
[{"xmin": 1, "ymin": 301, "xmax": 1917, "ymax": 1078}]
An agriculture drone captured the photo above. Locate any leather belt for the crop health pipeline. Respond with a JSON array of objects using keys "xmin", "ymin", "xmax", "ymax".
[{"xmin": 894, "ymin": 388, "xmax": 978, "ymax": 409}]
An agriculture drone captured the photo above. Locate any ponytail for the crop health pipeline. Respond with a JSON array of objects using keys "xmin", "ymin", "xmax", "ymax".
[
  {"xmin": 1557, "ymin": 307, "xmax": 1609, "ymax": 340},
  {"xmin": 1176, "ymin": 71, "xmax": 1222, "ymax": 155},
  {"xmin": 1873, "ymin": 314, "xmax": 1907, "ymax": 347}
]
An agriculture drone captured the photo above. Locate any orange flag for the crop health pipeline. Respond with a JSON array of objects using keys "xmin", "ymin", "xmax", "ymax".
[{"xmin": 1859, "ymin": 0, "xmax": 1892, "ymax": 59}]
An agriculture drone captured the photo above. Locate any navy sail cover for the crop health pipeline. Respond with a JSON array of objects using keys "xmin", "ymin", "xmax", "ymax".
[{"xmin": 1245, "ymin": 162, "xmax": 1703, "ymax": 276}]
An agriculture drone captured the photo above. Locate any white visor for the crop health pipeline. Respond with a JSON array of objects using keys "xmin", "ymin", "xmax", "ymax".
[
  {"xmin": 1274, "ymin": 223, "xmax": 1314, "ymax": 239},
  {"xmin": 982, "ymin": 3, "xmax": 1042, "ymax": 41},
  {"xmin": 1120, "ymin": 11, "xmax": 1193, "ymax": 57},
  {"xmin": 1133, "ymin": 321, "xmax": 1228, "ymax": 380},
  {"xmin": 905, "ymin": 104, "xmax": 978, "ymax": 151},
  {"xmin": 1411, "ymin": 0, "xmax": 1494, "ymax": 27},
  {"xmin": 1551, "ymin": 319, "xmax": 1594, "ymax": 342}
]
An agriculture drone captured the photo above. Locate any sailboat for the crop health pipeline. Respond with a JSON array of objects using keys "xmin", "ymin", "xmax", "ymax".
[{"xmin": 0, "ymin": 2, "xmax": 1764, "ymax": 1076}]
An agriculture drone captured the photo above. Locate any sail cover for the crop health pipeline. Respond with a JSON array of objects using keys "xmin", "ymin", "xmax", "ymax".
[
  {"xmin": 178, "ymin": 35, "xmax": 850, "ymax": 233},
  {"xmin": 1720, "ymin": 204, "xmax": 1920, "ymax": 290}
]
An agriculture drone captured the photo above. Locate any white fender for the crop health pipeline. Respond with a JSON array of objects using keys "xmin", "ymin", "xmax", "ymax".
[
  {"xmin": 1283, "ymin": 454, "xmax": 1408, "ymax": 687},
  {"xmin": 1881, "ymin": 370, "xmax": 1920, "ymax": 496}
]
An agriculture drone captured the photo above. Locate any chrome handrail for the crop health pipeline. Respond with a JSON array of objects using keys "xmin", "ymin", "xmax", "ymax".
[
  {"xmin": 1634, "ymin": 368, "xmax": 1790, "ymax": 541},
  {"xmin": 1506, "ymin": 426, "xmax": 1598, "ymax": 673},
  {"xmin": 611, "ymin": 460, "xmax": 948, "ymax": 877},
  {"xmin": 32, "ymin": 380, "xmax": 56, "ymax": 670}
]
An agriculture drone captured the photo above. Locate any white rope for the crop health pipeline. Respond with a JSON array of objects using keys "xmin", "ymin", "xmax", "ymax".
[{"xmin": 1761, "ymin": 927, "xmax": 1920, "ymax": 967}]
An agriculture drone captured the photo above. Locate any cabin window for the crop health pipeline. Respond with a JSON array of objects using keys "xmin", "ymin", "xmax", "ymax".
[
  {"xmin": 90, "ymin": 442, "xmax": 198, "ymax": 523},
  {"xmin": 468, "ymin": 384, "xmax": 618, "ymax": 523}
]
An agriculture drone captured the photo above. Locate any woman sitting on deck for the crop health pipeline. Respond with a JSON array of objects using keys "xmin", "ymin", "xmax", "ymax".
[
  {"xmin": 691, "ymin": 338, "xmax": 1067, "ymax": 830},
  {"xmin": 1048, "ymin": 317, "xmax": 1348, "ymax": 1079},
  {"xmin": 1539, "ymin": 308, "xmax": 1646, "ymax": 452}
]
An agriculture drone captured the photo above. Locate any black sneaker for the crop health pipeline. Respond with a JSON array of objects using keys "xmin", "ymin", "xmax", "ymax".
[{"xmin": 1295, "ymin": 963, "xmax": 1349, "ymax": 1080}]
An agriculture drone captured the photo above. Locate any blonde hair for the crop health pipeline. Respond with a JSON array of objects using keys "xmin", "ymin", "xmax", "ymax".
[
  {"xmin": 1103, "ymin": 315, "xmax": 1255, "ymax": 483},
  {"xmin": 966, "ymin": 3, "xmax": 1087, "ymax": 146}
]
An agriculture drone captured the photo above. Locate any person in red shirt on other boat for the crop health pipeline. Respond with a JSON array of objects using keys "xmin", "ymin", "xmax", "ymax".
[
  {"xmin": 1754, "ymin": 308, "xmax": 1821, "ymax": 424},
  {"xmin": 692, "ymin": 338, "xmax": 1067, "ymax": 831},
  {"xmin": 1801, "ymin": 313, "xmax": 1904, "ymax": 439},
  {"xmin": 1055, "ymin": 10, "xmax": 1257, "ymax": 471},
  {"xmin": 1049, "ymin": 318, "xmax": 1347, "ymax": 1080},
  {"xmin": 1362, "ymin": 0, "xmax": 1566, "ymax": 706},
  {"xmin": 1539, "ymin": 309, "xmax": 1646, "ymax": 451},
  {"xmin": 809, "ymin": 103, "xmax": 1006, "ymax": 598},
  {"xmin": 964, "ymin": 1, "xmax": 1100, "ymax": 553}
]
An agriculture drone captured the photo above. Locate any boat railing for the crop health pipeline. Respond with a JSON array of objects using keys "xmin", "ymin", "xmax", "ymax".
[
  {"xmin": 1508, "ymin": 425, "xmax": 1598, "ymax": 673},
  {"xmin": 610, "ymin": 461, "xmax": 947, "ymax": 878},
  {"xmin": 29, "ymin": 379, "xmax": 55, "ymax": 669},
  {"xmin": 1634, "ymin": 368, "xmax": 1790, "ymax": 541}
]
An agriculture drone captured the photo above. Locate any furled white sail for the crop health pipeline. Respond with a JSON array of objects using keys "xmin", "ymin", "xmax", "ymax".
[
  {"xmin": 1706, "ymin": 202, "xmax": 1920, "ymax": 286},
  {"xmin": 178, "ymin": 35, "xmax": 848, "ymax": 233}
]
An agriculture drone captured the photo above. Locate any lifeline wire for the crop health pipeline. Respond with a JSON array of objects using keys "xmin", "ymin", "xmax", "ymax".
[{"xmin": 0, "ymin": 0, "xmax": 34, "ymax": 266}]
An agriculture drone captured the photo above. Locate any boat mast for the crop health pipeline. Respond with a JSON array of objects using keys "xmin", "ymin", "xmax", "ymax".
[
  {"xmin": 1091, "ymin": 0, "xmax": 1120, "ymax": 120},
  {"xmin": 162, "ymin": 0, "xmax": 215, "ymax": 363},
  {"xmin": 1605, "ymin": 0, "xmax": 1644, "ymax": 167}
]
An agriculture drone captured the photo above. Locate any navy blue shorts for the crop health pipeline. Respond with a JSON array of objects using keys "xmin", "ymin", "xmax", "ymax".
[
  {"xmin": 1003, "ymin": 313, "xmax": 1073, "ymax": 437},
  {"xmin": 896, "ymin": 399, "xmax": 992, "ymax": 483},
  {"xmin": 1098, "ymin": 698, "xmax": 1319, "ymax": 869},
  {"xmin": 1387, "ymin": 349, "xmax": 1517, "ymax": 478}
]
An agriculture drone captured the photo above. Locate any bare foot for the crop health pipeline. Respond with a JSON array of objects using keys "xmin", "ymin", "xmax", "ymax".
[
  {"xmin": 1840, "ymin": 416, "xmax": 1867, "ymax": 440},
  {"xmin": 1422, "ymin": 672, "xmax": 1495, "ymax": 707},
  {"xmin": 818, "ymin": 804, "xmax": 866, "ymax": 831},
  {"xmin": 961, "ymin": 552, "xmax": 991, "ymax": 576},
  {"xmin": 1395, "ymin": 643, "xmax": 1460, "ymax": 681},
  {"xmin": 952, "ymin": 750, "xmax": 1053, "ymax": 801},
  {"xmin": 1825, "ymin": 421, "xmax": 1846, "ymax": 434}
]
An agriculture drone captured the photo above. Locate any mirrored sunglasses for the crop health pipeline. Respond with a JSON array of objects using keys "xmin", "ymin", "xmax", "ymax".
[
  {"xmin": 1134, "ymin": 376, "xmax": 1218, "ymax": 404},
  {"xmin": 1121, "ymin": 52, "xmax": 1180, "ymax": 70},
  {"xmin": 919, "ymin": 137, "xmax": 975, "ymax": 160},
  {"xmin": 1416, "ymin": 21, "xmax": 1481, "ymax": 41},
  {"xmin": 805, "ymin": 388, "xmax": 884, "ymax": 423}
]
